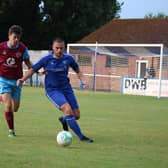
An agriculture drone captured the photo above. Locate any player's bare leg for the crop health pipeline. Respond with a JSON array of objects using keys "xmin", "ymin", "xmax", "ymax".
[
  {"xmin": 72, "ymin": 109, "xmax": 80, "ymax": 120},
  {"xmin": 59, "ymin": 103, "xmax": 93, "ymax": 142},
  {"xmin": 0, "ymin": 95, "xmax": 3, "ymax": 102},
  {"xmin": 12, "ymin": 99, "xmax": 20, "ymax": 112},
  {"xmin": 58, "ymin": 103, "xmax": 73, "ymax": 131},
  {"xmin": 59, "ymin": 106, "xmax": 81, "ymax": 130},
  {"xmin": 2, "ymin": 93, "xmax": 16, "ymax": 137}
]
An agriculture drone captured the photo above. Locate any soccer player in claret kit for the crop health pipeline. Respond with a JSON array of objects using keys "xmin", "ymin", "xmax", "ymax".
[
  {"xmin": 0, "ymin": 25, "xmax": 32, "ymax": 137},
  {"xmin": 17, "ymin": 37, "xmax": 93, "ymax": 143}
]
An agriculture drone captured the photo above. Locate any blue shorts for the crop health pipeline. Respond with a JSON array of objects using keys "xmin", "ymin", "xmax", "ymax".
[
  {"xmin": 0, "ymin": 77, "xmax": 22, "ymax": 100},
  {"xmin": 46, "ymin": 89, "xmax": 79, "ymax": 110}
]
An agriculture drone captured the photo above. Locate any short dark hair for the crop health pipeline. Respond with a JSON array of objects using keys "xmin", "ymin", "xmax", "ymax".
[
  {"xmin": 8, "ymin": 25, "xmax": 23, "ymax": 36},
  {"xmin": 52, "ymin": 37, "xmax": 64, "ymax": 44}
]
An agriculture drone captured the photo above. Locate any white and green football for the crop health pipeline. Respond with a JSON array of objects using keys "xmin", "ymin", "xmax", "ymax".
[{"xmin": 56, "ymin": 131, "xmax": 72, "ymax": 146}]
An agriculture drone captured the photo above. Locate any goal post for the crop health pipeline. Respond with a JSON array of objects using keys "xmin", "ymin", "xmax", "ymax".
[{"xmin": 67, "ymin": 43, "xmax": 168, "ymax": 98}]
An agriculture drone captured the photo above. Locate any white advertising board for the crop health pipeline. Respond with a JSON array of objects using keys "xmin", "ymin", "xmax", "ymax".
[{"xmin": 123, "ymin": 77, "xmax": 168, "ymax": 97}]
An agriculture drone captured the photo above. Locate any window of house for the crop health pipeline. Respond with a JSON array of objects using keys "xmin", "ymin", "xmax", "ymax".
[
  {"xmin": 163, "ymin": 57, "xmax": 168, "ymax": 68},
  {"xmin": 106, "ymin": 55, "xmax": 128, "ymax": 67},
  {"xmin": 75, "ymin": 54, "xmax": 91, "ymax": 66}
]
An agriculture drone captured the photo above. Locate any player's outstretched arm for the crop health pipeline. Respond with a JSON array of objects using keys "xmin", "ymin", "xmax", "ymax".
[
  {"xmin": 17, "ymin": 68, "xmax": 35, "ymax": 86},
  {"xmin": 24, "ymin": 59, "xmax": 33, "ymax": 69},
  {"xmin": 76, "ymin": 69, "xmax": 89, "ymax": 89}
]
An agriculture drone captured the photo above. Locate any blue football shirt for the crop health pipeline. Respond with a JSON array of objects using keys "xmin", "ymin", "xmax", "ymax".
[{"xmin": 32, "ymin": 51, "xmax": 79, "ymax": 91}]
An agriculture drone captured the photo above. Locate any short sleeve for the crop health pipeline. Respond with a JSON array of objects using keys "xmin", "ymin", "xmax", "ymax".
[{"xmin": 23, "ymin": 48, "xmax": 30, "ymax": 60}]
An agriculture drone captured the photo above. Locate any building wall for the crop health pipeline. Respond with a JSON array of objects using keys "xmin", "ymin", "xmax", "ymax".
[
  {"xmin": 26, "ymin": 50, "xmax": 168, "ymax": 92},
  {"xmin": 69, "ymin": 54, "xmax": 168, "ymax": 92}
]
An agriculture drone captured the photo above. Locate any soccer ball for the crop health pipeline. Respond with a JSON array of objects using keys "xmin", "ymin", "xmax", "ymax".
[{"xmin": 56, "ymin": 131, "xmax": 72, "ymax": 146}]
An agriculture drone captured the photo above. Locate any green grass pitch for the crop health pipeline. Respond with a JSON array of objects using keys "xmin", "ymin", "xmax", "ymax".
[{"xmin": 0, "ymin": 87, "xmax": 168, "ymax": 168}]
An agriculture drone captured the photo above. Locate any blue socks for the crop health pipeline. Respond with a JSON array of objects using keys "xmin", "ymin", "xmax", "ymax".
[{"xmin": 63, "ymin": 115, "xmax": 84, "ymax": 139}]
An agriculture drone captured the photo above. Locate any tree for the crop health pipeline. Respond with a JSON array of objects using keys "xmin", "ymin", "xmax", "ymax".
[
  {"xmin": 37, "ymin": 0, "xmax": 122, "ymax": 49},
  {"xmin": 0, "ymin": 0, "xmax": 122, "ymax": 49},
  {"xmin": 0, "ymin": 0, "xmax": 41, "ymax": 48},
  {"xmin": 144, "ymin": 12, "xmax": 168, "ymax": 18}
]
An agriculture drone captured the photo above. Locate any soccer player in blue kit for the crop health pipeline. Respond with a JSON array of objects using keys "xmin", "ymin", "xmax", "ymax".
[{"xmin": 17, "ymin": 37, "xmax": 93, "ymax": 143}]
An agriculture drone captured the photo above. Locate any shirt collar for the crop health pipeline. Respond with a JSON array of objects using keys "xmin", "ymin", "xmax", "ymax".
[
  {"xmin": 7, "ymin": 41, "xmax": 19, "ymax": 49},
  {"xmin": 50, "ymin": 51, "xmax": 64, "ymax": 59}
]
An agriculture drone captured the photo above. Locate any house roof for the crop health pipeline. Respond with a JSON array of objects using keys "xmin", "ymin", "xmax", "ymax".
[{"xmin": 78, "ymin": 18, "xmax": 168, "ymax": 47}]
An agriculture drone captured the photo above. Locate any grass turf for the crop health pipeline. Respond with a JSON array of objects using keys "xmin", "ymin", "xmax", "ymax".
[{"xmin": 0, "ymin": 86, "xmax": 168, "ymax": 168}]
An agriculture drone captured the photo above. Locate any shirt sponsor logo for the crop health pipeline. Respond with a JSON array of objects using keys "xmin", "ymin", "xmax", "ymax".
[{"xmin": 5, "ymin": 57, "xmax": 17, "ymax": 67}]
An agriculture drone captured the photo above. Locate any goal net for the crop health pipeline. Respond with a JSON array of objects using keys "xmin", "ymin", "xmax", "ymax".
[{"xmin": 67, "ymin": 43, "xmax": 168, "ymax": 98}]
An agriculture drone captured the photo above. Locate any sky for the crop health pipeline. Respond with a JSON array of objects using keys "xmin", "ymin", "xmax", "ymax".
[{"xmin": 118, "ymin": 0, "xmax": 168, "ymax": 19}]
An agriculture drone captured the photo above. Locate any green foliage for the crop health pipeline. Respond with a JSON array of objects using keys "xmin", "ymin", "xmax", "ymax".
[
  {"xmin": 0, "ymin": 0, "xmax": 122, "ymax": 49},
  {"xmin": 40, "ymin": 0, "xmax": 121, "ymax": 45},
  {"xmin": 0, "ymin": 87, "xmax": 168, "ymax": 168},
  {"xmin": 0, "ymin": 0, "xmax": 41, "ymax": 48},
  {"xmin": 144, "ymin": 12, "xmax": 168, "ymax": 18}
]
